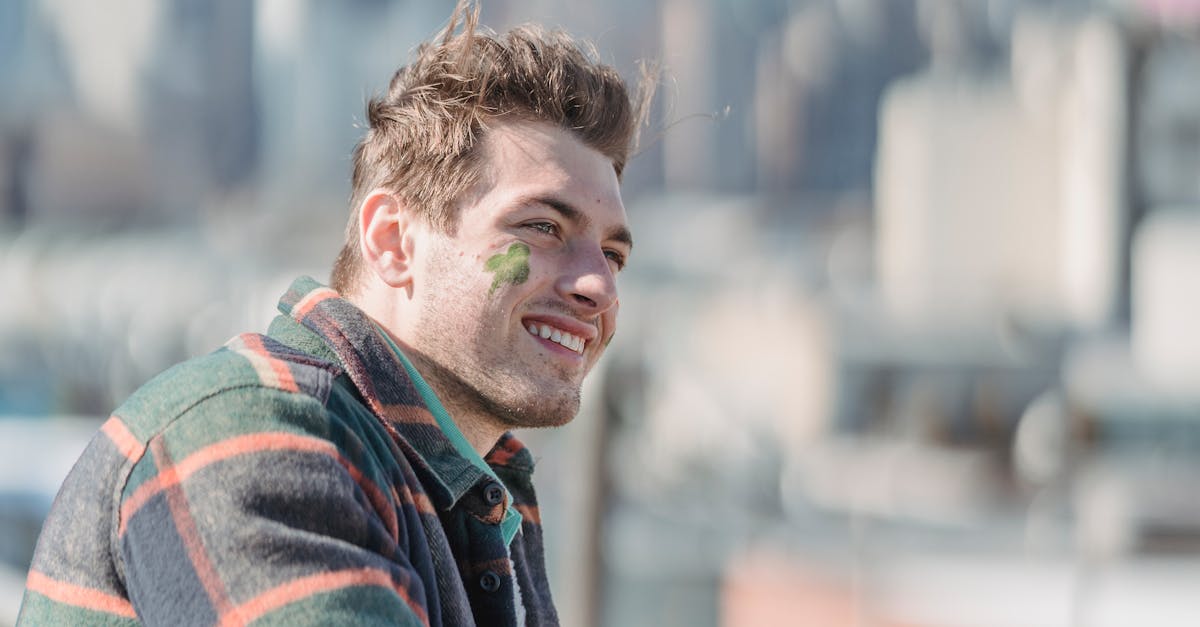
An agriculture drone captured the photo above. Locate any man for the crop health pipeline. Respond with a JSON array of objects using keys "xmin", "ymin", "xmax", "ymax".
[{"xmin": 19, "ymin": 3, "xmax": 648, "ymax": 625}]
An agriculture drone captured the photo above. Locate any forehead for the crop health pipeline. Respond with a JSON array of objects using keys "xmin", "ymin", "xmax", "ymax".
[{"xmin": 469, "ymin": 119, "xmax": 628, "ymax": 230}]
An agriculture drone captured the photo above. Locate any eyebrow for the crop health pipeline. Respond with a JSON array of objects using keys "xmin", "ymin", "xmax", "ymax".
[{"xmin": 532, "ymin": 196, "xmax": 634, "ymax": 250}]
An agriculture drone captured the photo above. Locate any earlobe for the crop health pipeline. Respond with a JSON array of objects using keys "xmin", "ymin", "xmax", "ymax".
[{"xmin": 359, "ymin": 189, "xmax": 417, "ymax": 288}]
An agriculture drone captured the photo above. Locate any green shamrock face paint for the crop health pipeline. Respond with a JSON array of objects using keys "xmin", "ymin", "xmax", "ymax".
[{"xmin": 484, "ymin": 243, "xmax": 531, "ymax": 295}]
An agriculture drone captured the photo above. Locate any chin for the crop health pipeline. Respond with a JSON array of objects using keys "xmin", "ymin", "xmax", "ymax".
[{"xmin": 491, "ymin": 387, "xmax": 581, "ymax": 430}]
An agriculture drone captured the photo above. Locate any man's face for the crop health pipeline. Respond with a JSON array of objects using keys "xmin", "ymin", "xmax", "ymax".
[{"xmin": 405, "ymin": 119, "xmax": 630, "ymax": 429}]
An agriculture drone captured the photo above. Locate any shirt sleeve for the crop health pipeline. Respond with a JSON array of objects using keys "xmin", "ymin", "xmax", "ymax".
[{"xmin": 115, "ymin": 388, "xmax": 432, "ymax": 627}]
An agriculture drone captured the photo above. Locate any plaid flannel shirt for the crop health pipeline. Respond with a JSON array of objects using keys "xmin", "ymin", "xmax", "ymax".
[{"xmin": 19, "ymin": 276, "xmax": 558, "ymax": 626}]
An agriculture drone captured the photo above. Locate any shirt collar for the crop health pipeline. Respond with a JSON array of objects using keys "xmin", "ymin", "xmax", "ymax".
[
  {"xmin": 374, "ymin": 322, "xmax": 522, "ymax": 545},
  {"xmin": 273, "ymin": 276, "xmax": 536, "ymax": 521}
]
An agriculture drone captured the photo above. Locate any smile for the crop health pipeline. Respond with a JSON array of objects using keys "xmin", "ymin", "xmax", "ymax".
[{"xmin": 526, "ymin": 323, "xmax": 586, "ymax": 354}]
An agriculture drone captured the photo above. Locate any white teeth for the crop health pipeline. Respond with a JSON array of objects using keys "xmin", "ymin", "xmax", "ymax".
[{"xmin": 525, "ymin": 323, "xmax": 586, "ymax": 354}]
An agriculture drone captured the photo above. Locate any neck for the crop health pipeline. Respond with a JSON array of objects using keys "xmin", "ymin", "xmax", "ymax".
[
  {"xmin": 399, "ymin": 344, "xmax": 508, "ymax": 456},
  {"xmin": 347, "ymin": 284, "xmax": 506, "ymax": 457}
]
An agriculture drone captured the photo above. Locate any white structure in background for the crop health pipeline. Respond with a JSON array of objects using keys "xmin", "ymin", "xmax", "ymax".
[
  {"xmin": 254, "ymin": 0, "xmax": 443, "ymax": 204},
  {"xmin": 34, "ymin": 0, "xmax": 160, "ymax": 134},
  {"xmin": 1063, "ymin": 31, "xmax": 1200, "ymax": 413},
  {"xmin": 1132, "ymin": 210, "xmax": 1200, "ymax": 397},
  {"xmin": 659, "ymin": 0, "xmax": 718, "ymax": 189},
  {"xmin": 875, "ymin": 13, "xmax": 1127, "ymax": 334},
  {"xmin": 1125, "ymin": 32, "xmax": 1200, "ymax": 400}
]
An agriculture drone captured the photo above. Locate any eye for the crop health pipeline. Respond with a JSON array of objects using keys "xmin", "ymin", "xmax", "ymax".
[
  {"xmin": 604, "ymin": 249, "xmax": 627, "ymax": 271},
  {"xmin": 524, "ymin": 221, "xmax": 559, "ymax": 236}
]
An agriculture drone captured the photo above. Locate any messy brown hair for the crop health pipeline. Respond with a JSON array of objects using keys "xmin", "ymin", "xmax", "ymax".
[{"xmin": 330, "ymin": 1, "xmax": 653, "ymax": 294}]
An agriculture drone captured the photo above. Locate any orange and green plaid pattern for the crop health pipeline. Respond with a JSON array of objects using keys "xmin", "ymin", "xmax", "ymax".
[{"xmin": 18, "ymin": 276, "xmax": 557, "ymax": 626}]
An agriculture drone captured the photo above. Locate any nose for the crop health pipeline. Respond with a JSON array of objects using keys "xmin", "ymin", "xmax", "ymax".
[{"xmin": 556, "ymin": 246, "xmax": 618, "ymax": 313}]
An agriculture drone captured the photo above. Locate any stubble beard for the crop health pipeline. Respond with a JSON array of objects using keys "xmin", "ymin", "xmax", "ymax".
[
  {"xmin": 412, "ymin": 251, "xmax": 584, "ymax": 431},
  {"xmin": 408, "ymin": 343, "xmax": 582, "ymax": 431}
]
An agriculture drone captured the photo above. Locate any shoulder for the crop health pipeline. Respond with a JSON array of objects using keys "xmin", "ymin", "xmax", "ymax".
[
  {"xmin": 111, "ymin": 333, "xmax": 350, "ymax": 453},
  {"xmin": 109, "ymin": 333, "xmax": 406, "ymax": 527}
]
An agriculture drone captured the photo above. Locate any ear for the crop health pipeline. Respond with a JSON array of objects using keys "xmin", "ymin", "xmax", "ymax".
[{"xmin": 358, "ymin": 189, "xmax": 419, "ymax": 289}]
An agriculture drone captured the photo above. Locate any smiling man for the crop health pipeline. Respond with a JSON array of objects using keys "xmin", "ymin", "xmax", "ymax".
[{"xmin": 19, "ymin": 4, "xmax": 647, "ymax": 626}]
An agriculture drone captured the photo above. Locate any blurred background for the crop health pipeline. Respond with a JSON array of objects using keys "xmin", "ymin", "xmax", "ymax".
[{"xmin": 3, "ymin": 0, "xmax": 1200, "ymax": 625}]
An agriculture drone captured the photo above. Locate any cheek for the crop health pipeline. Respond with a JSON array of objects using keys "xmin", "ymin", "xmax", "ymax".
[
  {"xmin": 602, "ymin": 300, "xmax": 619, "ymax": 337},
  {"xmin": 481, "ymin": 243, "xmax": 533, "ymax": 296},
  {"xmin": 508, "ymin": 248, "xmax": 557, "ymax": 286}
]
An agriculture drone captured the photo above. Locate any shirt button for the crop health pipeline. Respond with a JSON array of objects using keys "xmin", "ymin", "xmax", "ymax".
[
  {"xmin": 479, "ymin": 570, "xmax": 502, "ymax": 593},
  {"xmin": 483, "ymin": 482, "xmax": 504, "ymax": 506}
]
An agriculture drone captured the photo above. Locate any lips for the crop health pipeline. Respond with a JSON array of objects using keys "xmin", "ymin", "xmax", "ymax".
[{"xmin": 521, "ymin": 315, "xmax": 598, "ymax": 355}]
